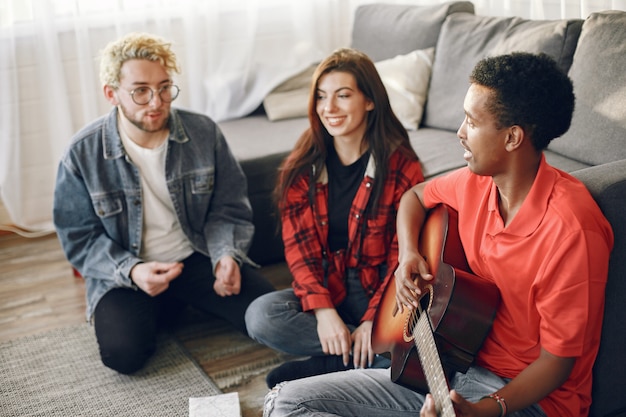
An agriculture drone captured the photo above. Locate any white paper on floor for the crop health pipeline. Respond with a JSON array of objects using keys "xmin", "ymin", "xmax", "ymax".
[{"xmin": 189, "ymin": 392, "xmax": 241, "ymax": 417}]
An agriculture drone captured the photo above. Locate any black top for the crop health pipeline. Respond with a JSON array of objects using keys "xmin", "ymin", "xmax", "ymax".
[{"xmin": 326, "ymin": 144, "xmax": 369, "ymax": 252}]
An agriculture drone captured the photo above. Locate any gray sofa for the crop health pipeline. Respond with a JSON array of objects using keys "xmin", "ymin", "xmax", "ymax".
[{"xmin": 218, "ymin": 3, "xmax": 626, "ymax": 416}]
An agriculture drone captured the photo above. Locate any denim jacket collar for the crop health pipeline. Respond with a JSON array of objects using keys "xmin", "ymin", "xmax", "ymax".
[{"xmin": 103, "ymin": 107, "xmax": 188, "ymax": 160}]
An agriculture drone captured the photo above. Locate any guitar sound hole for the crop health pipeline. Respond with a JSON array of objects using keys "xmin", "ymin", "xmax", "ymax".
[
  {"xmin": 418, "ymin": 285, "xmax": 434, "ymax": 325},
  {"xmin": 420, "ymin": 284, "xmax": 434, "ymax": 312},
  {"xmin": 404, "ymin": 288, "xmax": 434, "ymax": 343},
  {"xmin": 419, "ymin": 292, "xmax": 431, "ymax": 312}
]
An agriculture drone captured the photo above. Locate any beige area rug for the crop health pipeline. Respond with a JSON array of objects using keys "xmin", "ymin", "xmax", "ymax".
[
  {"xmin": 175, "ymin": 314, "xmax": 299, "ymax": 391},
  {"xmin": 0, "ymin": 324, "xmax": 221, "ymax": 417},
  {"xmin": 174, "ymin": 312, "xmax": 303, "ymax": 417}
]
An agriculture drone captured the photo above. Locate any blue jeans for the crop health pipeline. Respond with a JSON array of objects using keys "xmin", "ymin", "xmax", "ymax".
[
  {"xmin": 264, "ymin": 366, "xmax": 547, "ymax": 417},
  {"xmin": 245, "ymin": 270, "xmax": 379, "ymax": 357}
]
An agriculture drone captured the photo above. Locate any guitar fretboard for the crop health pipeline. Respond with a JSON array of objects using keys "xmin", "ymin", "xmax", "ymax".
[{"xmin": 413, "ymin": 312, "xmax": 456, "ymax": 417}]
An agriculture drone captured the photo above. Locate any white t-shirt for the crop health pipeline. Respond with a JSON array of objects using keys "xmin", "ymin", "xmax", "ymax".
[{"xmin": 119, "ymin": 127, "xmax": 194, "ymax": 262}]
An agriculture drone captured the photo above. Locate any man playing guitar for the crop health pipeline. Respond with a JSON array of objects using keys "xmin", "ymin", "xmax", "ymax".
[
  {"xmin": 394, "ymin": 52, "xmax": 613, "ymax": 417},
  {"xmin": 263, "ymin": 52, "xmax": 613, "ymax": 417}
]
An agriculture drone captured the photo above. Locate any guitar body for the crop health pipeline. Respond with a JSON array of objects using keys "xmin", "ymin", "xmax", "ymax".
[{"xmin": 372, "ymin": 204, "xmax": 500, "ymax": 393}]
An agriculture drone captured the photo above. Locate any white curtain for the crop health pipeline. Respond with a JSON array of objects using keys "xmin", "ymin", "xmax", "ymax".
[
  {"xmin": 0, "ymin": 0, "xmax": 343, "ymax": 234},
  {"xmin": 347, "ymin": 0, "xmax": 626, "ymax": 19},
  {"xmin": 1, "ymin": 0, "xmax": 624, "ymax": 235}
]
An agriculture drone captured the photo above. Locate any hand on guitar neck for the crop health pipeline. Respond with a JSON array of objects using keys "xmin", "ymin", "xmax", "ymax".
[{"xmin": 421, "ymin": 393, "xmax": 440, "ymax": 417}]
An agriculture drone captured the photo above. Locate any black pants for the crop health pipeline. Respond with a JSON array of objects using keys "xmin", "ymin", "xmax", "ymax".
[{"xmin": 93, "ymin": 252, "xmax": 275, "ymax": 374}]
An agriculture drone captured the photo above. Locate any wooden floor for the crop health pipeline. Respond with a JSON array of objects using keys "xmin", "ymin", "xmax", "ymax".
[
  {"xmin": 0, "ymin": 231, "xmax": 290, "ymax": 417},
  {"xmin": 0, "ymin": 232, "xmax": 87, "ymax": 342}
]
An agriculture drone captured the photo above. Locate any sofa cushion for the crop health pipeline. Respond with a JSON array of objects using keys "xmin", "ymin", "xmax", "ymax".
[
  {"xmin": 423, "ymin": 13, "xmax": 583, "ymax": 132},
  {"xmin": 423, "ymin": 13, "xmax": 512, "ymax": 131},
  {"xmin": 543, "ymin": 150, "xmax": 591, "ymax": 172},
  {"xmin": 219, "ymin": 114, "xmax": 308, "ymax": 161},
  {"xmin": 350, "ymin": 2, "xmax": 474, "ymax": 62},
  {"xmin": 263, "ymin": 65, "xmax": 315, "ymax": 122},
  {"xmin": 490, "ymin": 17, "xmax": 582, "ymax": 74},
  {"xmin": 375, "ymin": 48, "xmax": 435, "ymax": 131},
  {"xmin": 408, "ymin": 128, "xmax": 466, "ymax": 179},
  {"xmin": 548, "ymin": 11, "xmax": 626, "ymax": 167}
]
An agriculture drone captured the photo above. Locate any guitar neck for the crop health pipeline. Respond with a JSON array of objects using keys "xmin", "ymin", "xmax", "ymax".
[{"xmin": 413, "ymin": 312, "xmax": 456, "ymax": 417}]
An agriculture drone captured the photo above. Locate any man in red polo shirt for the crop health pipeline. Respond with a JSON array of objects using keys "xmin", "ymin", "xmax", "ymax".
[{"xmin": 397, "ymin": 52, "xmax": 614, "ymax": 417}]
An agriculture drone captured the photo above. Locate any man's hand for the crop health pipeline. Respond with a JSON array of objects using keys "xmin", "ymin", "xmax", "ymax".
[
  {"xmin": 130, "ymin": 261, "xmax": 183, "ymax": 296},
  {"xmin": 420, "ymin": 394, "xmax": 438, "ymax": 417},
  {"xmin": 420, "ymin": 348, "xmax": 575, "ymax": 416},
  {"xmin": 394, "ymin": 251, "xmax": 433, "ymax": 314},
  {"xmin": 420, "ymin": 391, "xmax": 475, "ymax": 417},
  {"xmin": 314, "ymin": 308, "xmax": 352, "ymax": 367},
  {"xmin": 213, "ymin": 256, "xmax": 241, "ymax": 297},
  {"xmin": 351, "ymin": 320, "xmax": 375, "ymax": 369}
]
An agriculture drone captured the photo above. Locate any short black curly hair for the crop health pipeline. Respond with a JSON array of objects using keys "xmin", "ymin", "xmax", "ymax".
[{"xmin": 469, "ymin": 52, "xmax": 575, "ymax": 151}]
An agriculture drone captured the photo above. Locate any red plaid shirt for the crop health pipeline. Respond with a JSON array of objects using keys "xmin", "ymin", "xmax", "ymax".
[{"xmin": 281, "ymin": 149, "xmax": 424, "ymax": 322}]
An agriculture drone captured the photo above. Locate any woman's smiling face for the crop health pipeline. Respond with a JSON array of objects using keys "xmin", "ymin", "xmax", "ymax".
[{"xmin": 316, "ymin": 70, "xmax": 374, "ymax": 143}]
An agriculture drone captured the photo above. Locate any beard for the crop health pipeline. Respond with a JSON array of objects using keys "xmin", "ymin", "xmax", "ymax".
[{"xmin": 118, "ymin": 102, "xmax": 169, "ymax": 133}]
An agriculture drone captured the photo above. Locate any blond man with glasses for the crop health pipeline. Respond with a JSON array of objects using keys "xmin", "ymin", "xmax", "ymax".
[{"xmin": 53, "ymin": 32, "xmax": 274, "ymax": 374}]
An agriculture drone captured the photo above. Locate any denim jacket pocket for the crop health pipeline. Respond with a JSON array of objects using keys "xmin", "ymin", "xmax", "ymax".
[
  {"xmin": 190, "ymin": 170, "xmax": 214, "ymax": 194},
  {"xmin": 92, "ymin": 194, "xmax": 124, "ymax": 218},
  {"xmin": 182, "ymin": 169, "xmax": 215, "ymax": 232},
  {"xmin": 91, "ymin": 193, "xmax": 130, "ymax": 247}
]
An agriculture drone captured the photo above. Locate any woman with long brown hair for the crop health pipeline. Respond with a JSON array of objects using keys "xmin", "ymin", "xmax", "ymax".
[{"xmin": 245, "ymin": 48, "xmax": 424, "ymax": 387}]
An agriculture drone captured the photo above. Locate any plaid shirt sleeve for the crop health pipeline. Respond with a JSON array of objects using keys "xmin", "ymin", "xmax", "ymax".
[{"xmin": 281, "ymin": 173, "xmax": 334, "ymax": 311}]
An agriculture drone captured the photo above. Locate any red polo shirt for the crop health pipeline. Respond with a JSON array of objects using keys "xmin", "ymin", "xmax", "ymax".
[{"xmin": 423, "ymin": 155, "xmax": 613, "ymax": 417}]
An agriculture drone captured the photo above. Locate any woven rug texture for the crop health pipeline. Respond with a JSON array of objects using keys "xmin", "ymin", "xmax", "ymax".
[
  {"xmin": 0, "ymin": 324, "xmax": 221, "ymax": 417},
  {"xmin": 174, "ymin": 313, "xmax": 300, "ymax": 390}
]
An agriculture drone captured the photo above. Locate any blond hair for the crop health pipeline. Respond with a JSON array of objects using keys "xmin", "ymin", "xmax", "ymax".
[{"xmin": 99, "ymin": 32, "xmax": 180, "ymax": 88}]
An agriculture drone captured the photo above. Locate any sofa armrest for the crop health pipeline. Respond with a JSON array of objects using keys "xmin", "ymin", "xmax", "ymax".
[{"xmin": 572, "ymin": 160, "xmax": 626, "ymax": 417}]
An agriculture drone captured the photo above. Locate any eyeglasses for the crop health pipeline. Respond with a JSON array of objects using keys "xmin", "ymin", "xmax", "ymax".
[{"xmin": 125, "ymin": 84, "xmax": 180, "ymax": 105}]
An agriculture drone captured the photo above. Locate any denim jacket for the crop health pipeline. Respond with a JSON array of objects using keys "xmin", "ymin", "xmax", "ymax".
[{"xmin": 53, "ymin": 107, "xmax": 255, "ymax": 320}]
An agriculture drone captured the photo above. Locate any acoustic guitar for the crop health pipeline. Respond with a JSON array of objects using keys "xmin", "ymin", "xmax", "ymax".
[{"xmin": 372, "ymin": 204, "xmax": 500, "ymax": 415}]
